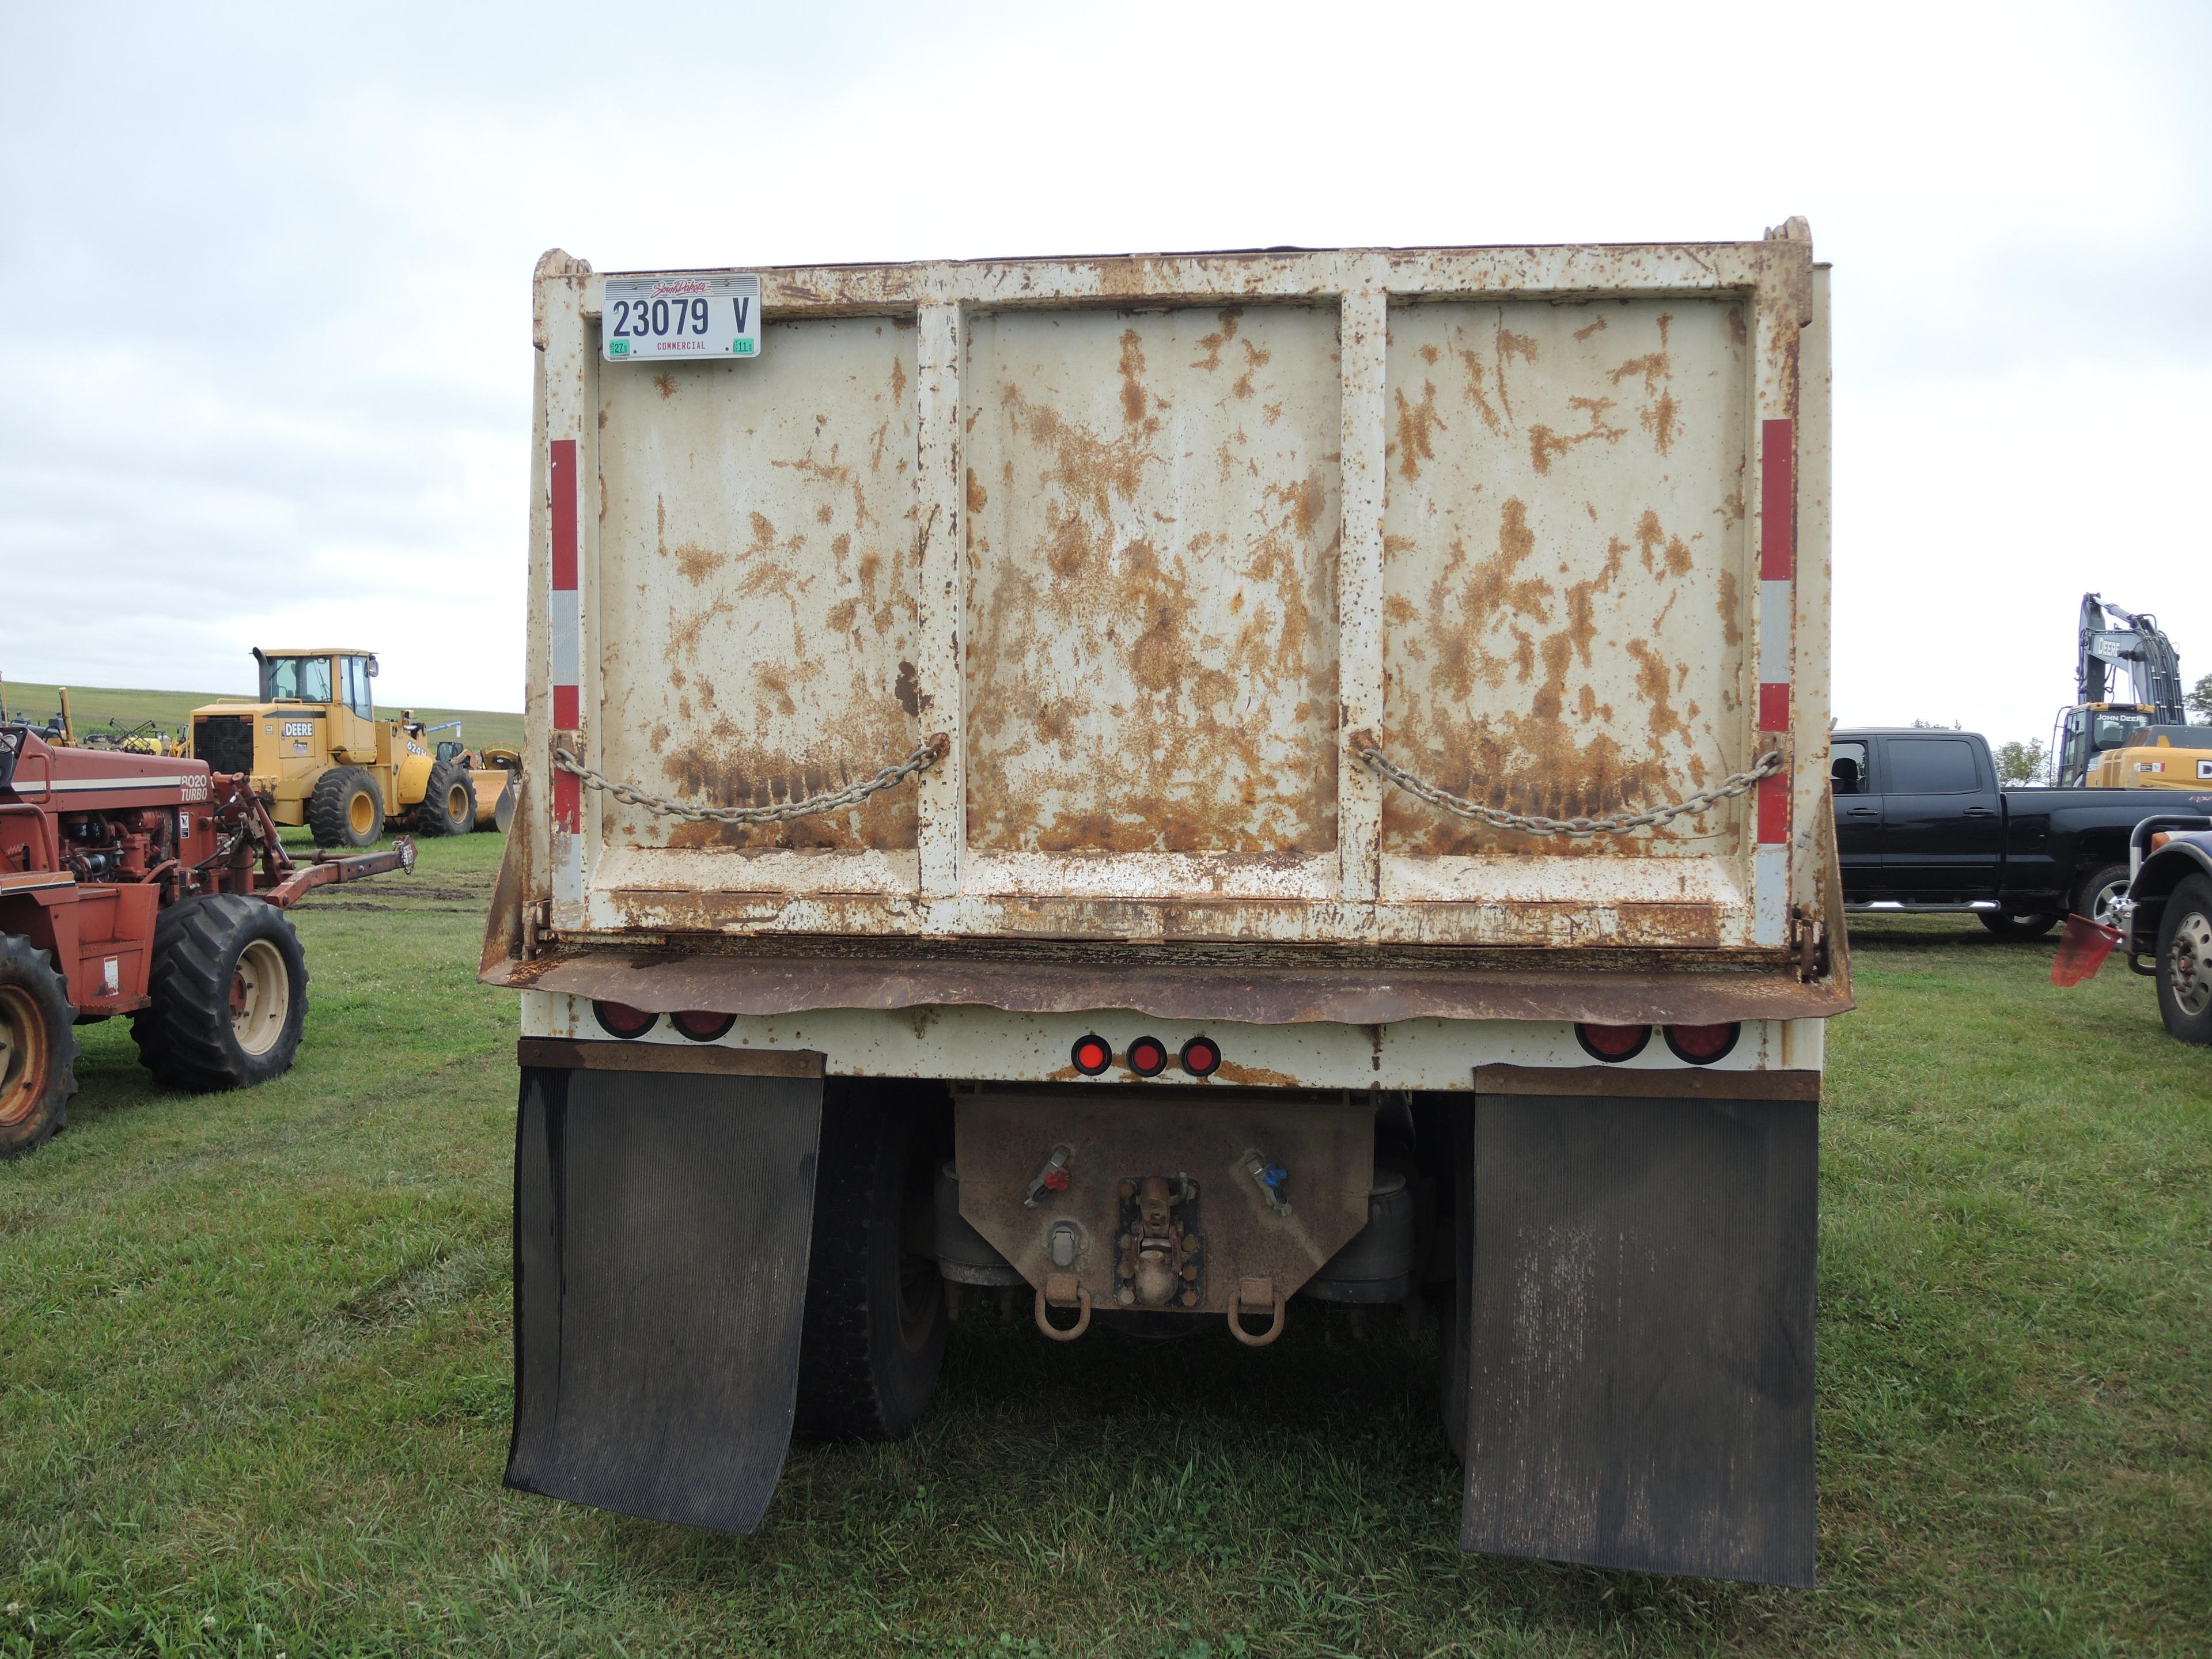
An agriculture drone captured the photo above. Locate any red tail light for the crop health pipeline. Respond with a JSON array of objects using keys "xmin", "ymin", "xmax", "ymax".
[
  {"xmin": 1664, "ymin": 1022, "xmax": 1740, "ymax": 1065},
  {"xmin": 671, "ymin": 1010, "xmax": 737, "ymax": 1043},
  {"xmin": 1071, "ymin": 1035, "xmax": 1112, "ymax": 1075},
  {"xmin": 1180, "ymin": 1035, "xmax": 1221, "ymax": 1077},
  {"xmin": 1576, "ymin": 1022, "xmax": 1650, "ymax": 1062},
  {"xmin": 593, "ymin": 1000, "xmax": 657, "ymax": 1039},
  {"xmin": 1127, "ymin": 1036, "xmax": 1169, "ymax": 1077}
]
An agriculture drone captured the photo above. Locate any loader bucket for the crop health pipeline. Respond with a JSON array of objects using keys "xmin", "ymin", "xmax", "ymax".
[
  {"xmin": 1460, "ymin": 1071, "xmax": 1820, "ymax": 1586},
  {"xmin": 507, "ymin": 1057, "xmax": 823, "ymax": 1533}
]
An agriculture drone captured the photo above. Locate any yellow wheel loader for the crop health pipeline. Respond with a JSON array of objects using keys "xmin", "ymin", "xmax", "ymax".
[{"xmin": 188, "ymin": 649, "xmax": 517, "ymax": 847}]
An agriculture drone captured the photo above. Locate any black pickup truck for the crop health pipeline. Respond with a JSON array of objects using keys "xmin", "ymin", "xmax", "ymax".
[{"xmin": 1832, "ymin": 728, "xmax": 2212, "ymax": 939}]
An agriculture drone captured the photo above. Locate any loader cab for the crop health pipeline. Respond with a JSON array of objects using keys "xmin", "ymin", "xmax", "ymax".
[
  {"xmin": 2053, "ymin": 703, "xmax": 2153, "ymax": 789},
  {"xmin": 257, "ymin": 650, "xmax": 377, "ymax": 719}
]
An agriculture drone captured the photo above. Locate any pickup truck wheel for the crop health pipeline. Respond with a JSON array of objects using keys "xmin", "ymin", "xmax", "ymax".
[
  {"xmin": 0, "ymin": 935, "xmax": 77, "ymax": 1158},
  {"xmin": 1978, "ymin": 910, "xmax": 2062, "ymax": 941},
  {"xmin": 794, "ymin": 1081, "xmax": 948, "ymax": 1442},
  {"xmin": 2154, "ymin": 875, "xmax": 2212, "ymax": 1046},
  {"xmin": 131, "ymin": 896, "xmax": 309, "ymax": 1092},
  {"xmin": 2075, "ymin": 863, "xmax": 2132, "ymax": 930}
]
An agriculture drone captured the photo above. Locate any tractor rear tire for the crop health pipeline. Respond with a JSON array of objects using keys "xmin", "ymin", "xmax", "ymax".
[
  {"xmin": 1978, "ymin": 910, "xmax": 2062, "ymax": 941},
  {"xmin": 0, "ymin": 934, "xmax": 77, "ymax": 1158},
  {"xmin": 416, "ymin": 759, "xmax": 475, "ymax": 838},
  {"xmin": 794, "ymin": 1080, "xmax": 949, "ymax": 1443},
  {"xmin": 131, "ymin": 895, "xmax": 309, "ymax": 1092},
  {"xmin": 309, "ymin": 767, "xmax": 384, "ymax": 849},
  {"xmin": 2154, "ymin": 874, "xmax": 2212, "ymax": 1047}
]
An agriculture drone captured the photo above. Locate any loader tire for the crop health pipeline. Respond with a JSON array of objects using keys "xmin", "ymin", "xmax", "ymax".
[
  {"xmin": 1978, "ymin": 910, "xmax": 2061, "ymax": 941},
  {"xmin": 131, "ymin": 895, "xmax": 308, "ymax": 1093},
  {"xmin": 2154, "ymin": 874, "xmax": 2212, "ymax": 1046},
  {"xmin": 416, "ymin": 759, "xmax": 475, "ymax": 838},
  {"xmin": 794, "ymin": 1080, "xmax": 949, "ymax": 1442},
  {"xmin": 0, "ymin": 934, "xmax": 76, "ymax": 1158},
  {"xmin": 309, "ymin": 766, "xmax": 384, "ymax": 849}
]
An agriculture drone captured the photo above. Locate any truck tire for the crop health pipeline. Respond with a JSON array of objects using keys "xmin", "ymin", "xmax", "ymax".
[
  {"xmin": 1978, "ymin": 910, "xmax": 2062, "ymax": 941},
  {"xmin": 131, "ymin": 895, "xmax": 309, "ymax": 1092},
  {"xmin": 416, "ymin": 759, "xmax": 475, "ymax": 838},
  {"xmin": 0, "ymin": 935, "xmax": 77, "ymax": 1158},
  {"xmin": 794, "ymin": 1081, "xmax": 948, "ymax": 1442},
  {"xmin": 308, "ymin": 766, "xmax": 384, "ymax": 849},
  {"xmin": 2154, "ymin": 874, "xmax": 2212, "ymax": 1046}
]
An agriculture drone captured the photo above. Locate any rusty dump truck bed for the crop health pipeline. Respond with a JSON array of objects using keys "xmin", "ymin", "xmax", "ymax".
[
  {"xmin": 488, "ymin": 225, "xmax": 1845, "ymax": 1588},
  {"xmin": 488, "ymin": 226, "xmax": 1843, "ymax": 1022}
]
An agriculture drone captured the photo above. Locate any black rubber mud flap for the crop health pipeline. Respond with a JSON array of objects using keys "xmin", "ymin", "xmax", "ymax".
[
  {"xmin": 1459, "ymin": 1077, "xmax": 1819, "ymax": 1586},
  {"xmin": 507, "ymin": 1065, "xmax": 824, "ymax": 1533}
]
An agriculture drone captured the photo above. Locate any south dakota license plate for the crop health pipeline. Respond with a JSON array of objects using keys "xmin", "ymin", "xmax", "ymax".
[{"xmin": 603, "ymin": 274, "xmax": 762, "ymax": 361}]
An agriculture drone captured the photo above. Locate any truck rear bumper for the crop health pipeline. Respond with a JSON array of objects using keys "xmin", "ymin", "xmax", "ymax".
[{"xmin": 518, "ymin": 990, "xmax": 1825, "ymax": 1092}]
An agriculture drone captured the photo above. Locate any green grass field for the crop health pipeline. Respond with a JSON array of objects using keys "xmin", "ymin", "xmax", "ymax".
[
  {"xmin": 0, "ymin": 680, "xmax": 522, "ymax": 753},
  {"xmin": 2, "ymin": 854, "xmax": 2206, "ymax": 1657}
]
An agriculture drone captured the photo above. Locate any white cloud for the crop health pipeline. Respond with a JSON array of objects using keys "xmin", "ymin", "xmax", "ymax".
[{"xmin": 2, "ymin": 0, "xmax": 2207, "ymax": 729}]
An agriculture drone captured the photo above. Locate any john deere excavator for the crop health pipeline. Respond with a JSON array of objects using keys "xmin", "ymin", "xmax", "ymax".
[
  {"xmin": 2051, "ymin": 594, "xmax": 2192, "ymax": 789},
  {"xmin": 188, "ymin": 649, "xmax": 516, "ymax": 847}
]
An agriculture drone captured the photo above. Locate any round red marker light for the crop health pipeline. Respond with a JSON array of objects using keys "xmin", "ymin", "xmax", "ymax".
[
  {"xmin": 1575, "ymin": 1022, "xmax": 1650, "ymax": 1063},
  {"xmin": 1180, "ymin": 1036, "xmax": 1221, "ymax": 1077},
  {"xmin": 671, "ymin": 1010, "xmax": 737, "ymax": 1043},
  {"xmin": 593, "ymin": 1000, "xmax": 657, "ymax": 1040},
  {"xmin": 1127, "ymin": 1036, "xmax": 1169, "ymax": 1077},
  {"xmin": 1071, "ymin": 1035, "xmax": 1113, "ymax": 1075},
  {"xmin": 1665, "ymin": 1022, "xmax": 1740, "ymax": 1065}
]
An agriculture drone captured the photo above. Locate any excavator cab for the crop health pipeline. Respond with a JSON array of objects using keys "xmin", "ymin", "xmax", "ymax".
[{"xmin": 2054, "ymin": 703, "xmax": 2154, "ymax": 790}]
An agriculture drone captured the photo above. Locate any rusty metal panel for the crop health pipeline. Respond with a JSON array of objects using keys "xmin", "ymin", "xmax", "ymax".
[
  {"xmin": 593, "ymin": 317, "xmax": 925, "ymax": 888},
  {"xmin": 1378, "ymin": 299, "xmax": 1751, "ymax": 908},
  {"xmin": 509, "ymin": 234, "xmax": 1843, "ymax": 995},
  {"xmin": 961, "ymin": 304, "xmax": 1342, "ymax": 860}
]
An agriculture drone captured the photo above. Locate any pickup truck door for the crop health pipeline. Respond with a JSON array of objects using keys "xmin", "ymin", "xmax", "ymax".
[
  {"xmin": 1830, "ymin": 739, "xmax": 1882, "ymax": 893},
  {"xmin": 1878, "ymin": 734, "xmax": 2002, "ymax": 898}
]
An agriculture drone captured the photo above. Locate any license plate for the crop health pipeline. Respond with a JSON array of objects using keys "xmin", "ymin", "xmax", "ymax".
[{"xmin": 603, "ymin": 275, "xmax": 762, "ymax": 361}]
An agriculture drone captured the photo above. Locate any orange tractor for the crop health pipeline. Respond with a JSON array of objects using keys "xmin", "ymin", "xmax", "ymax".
[{"xmin": 0, "ymin": 721, "xmax": 412, "ymax": 1156}]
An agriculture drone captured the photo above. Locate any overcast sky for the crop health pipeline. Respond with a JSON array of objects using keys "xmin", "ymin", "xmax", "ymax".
[{"xmin": 4, "ymin": 1, "xmax": 2207, "ymax": 751}]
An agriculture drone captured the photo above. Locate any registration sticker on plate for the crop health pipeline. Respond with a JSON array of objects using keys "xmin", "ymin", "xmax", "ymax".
[{"xmin": 603, "ymin": 275, "xmax": 762, "ymax": 361}]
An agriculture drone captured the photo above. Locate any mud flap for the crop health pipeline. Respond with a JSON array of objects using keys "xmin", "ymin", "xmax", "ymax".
[
  {"xmin": 1459, "ymin": 1069, "xmax": 1819, "ymax": 1586},
  {"xmin": 507, "ymin": 1059, "xmax": 824, "ymax": 1533}
]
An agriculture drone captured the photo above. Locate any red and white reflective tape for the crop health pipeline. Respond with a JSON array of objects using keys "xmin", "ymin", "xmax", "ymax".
[
  {"xmin": 549, "ymin": 438, "xmax": 582, "ymax": 838},
  {"xmin": 1753, "ymin": 417, "xmax": 1794, "ymax": 946}
]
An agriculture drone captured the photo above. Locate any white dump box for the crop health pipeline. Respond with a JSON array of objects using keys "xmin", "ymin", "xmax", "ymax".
[{"xmin": 486, "ymin": 223, "xmax": 1849, "ymax": 1588}]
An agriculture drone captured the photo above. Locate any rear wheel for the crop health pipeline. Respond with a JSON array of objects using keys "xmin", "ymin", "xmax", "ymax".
[
  {"xmin": 794, "ymin": 1080, "xmax": 949, "ymax": 1442},
  {"xmin": 131, "ymin": 895, "xmax": 309, "ymax": 1092},
  {"xmin": 416, "ymin": 759, "xmax": 475, "ymax": 838},
  {"xmin": 1978, "ymin": 910, "xmax": 2062, "ymax": 941},
  {"xmin": 2154, "ymin": 874, "xmax": 2212, "ymax": 1046},
  {"xmin": 308, "ymin": 766, "xmax": 384, "ymax": 849},
  {"xmin": 2075, "ymin": 862, "xmax": 2131, "ymax": 929},
  {"xmin": 0, "ymin": 935, "xmax": 76, "ymax": 1158}
]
